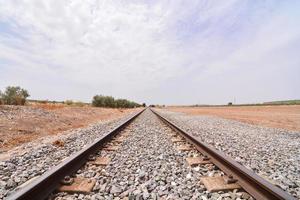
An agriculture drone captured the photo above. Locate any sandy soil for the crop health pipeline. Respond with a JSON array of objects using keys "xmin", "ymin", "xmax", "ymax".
[
  {"xmin": 0, "ymin": 104, "xmax": 139, "ymax": 151},
  {"xmin": 165, "ymin": 105, "xmax": 300, "ymax": 131}
]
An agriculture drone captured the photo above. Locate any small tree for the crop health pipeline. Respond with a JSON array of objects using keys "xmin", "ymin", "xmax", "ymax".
[
  {"xmin": 103, "ymin": 96, "xmax": 115, "ymax": 108},
  {"xmin": 64, "ymin": 100, "xmax": 74, "ymax": 105},
  {"xmin": 92, "ymin": 95, "xmax": 104, "ymax": 107},
  {"xmin": 0, "ymin": 86, "xmax": 30, "ymax": 105},
  {"xmin": 115, "ymin": 99, "xmax": 127, "ymax": 108},
  {"xmin": 0, "ymin": 90, "xmax": 3, "ymax": 105},
  {"xmin": 228, "ymin": 102, "xmax": 233, "ymax": 106},
  {"xmin": 92, "ymin": 94, "xmax": 140, "ymax": 108}
]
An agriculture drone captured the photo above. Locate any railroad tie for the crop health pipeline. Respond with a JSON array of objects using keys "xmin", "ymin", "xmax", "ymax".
[
  {"xmin": 186, "ymin": 157, "xmax": 211, "ymax": 166},
  {"xmin": 58, "ymin": 177, "xmax": 96, "ymax": 194},
  {"xmin": 200, "ymin": 176, "xmax": 241, "ymax": 192},
  {"xmin": 89, "ymin": 157, "xmax": 111, "ymax": 166}
]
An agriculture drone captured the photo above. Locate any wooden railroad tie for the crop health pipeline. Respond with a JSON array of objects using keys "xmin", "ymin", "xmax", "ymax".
[
  {"xmin": 112, "ymin": 137, "xmax": 125, "ymax": 143},
  {"xmin": 186, "ymin": 157, "xmax": 211, "ymax": 166},
  {"xmin": 103, "ymin": 145, "xmax": 119, "ymax": 151},
  {"xmin": 59, "ymin": 177, "xmax": 96, "ymax": 194},
  {"xmin": 200, "ymin": 176, "xmax": 241, "ymax": 192},
  {"xmin": 171, "ymin": 137, "xmax": 184, "ymax": 143},
  {"xmin": 177, "ymin": 145, "xmax": 192, "ymax": 151},
  {"xmin": 89, "ymin": 157, "xmax": 111, "ymax": 166}
]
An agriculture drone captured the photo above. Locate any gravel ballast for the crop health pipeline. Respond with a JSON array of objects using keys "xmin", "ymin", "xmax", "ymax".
[
  {"xmin": 155, "ymin": 109, "xmax": 300, "ymax": 199},
  {"xmin": 0, "ymin": 110, "xmax": 140, "ymax": 199},
  {"xmin": 52, "ymin": 109, "xmax": 251, "ymax": 199}
]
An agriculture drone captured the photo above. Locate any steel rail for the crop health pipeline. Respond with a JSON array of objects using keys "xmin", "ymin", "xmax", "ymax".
[
  {"xmin": 151, "ymin": 108, "xmax": 296, "ymax": 200},
  {"xmin": 7, "ymin": 109, "xmax": 145, "ymax": 200}
]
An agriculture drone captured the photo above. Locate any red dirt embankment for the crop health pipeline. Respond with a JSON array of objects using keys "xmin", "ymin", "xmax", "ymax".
[
  {"xmin": 0, "ymin": 104, "xmax": 139, "ymax": 151},
  {"xmin": 165, "ymin": 105, "xmax": 300, "ymax": 131}
]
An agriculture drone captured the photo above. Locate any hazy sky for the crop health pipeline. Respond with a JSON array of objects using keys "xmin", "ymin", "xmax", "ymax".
[{"xmin": 0, "ymin": 0, "xmax": 299, "ymax": 105}]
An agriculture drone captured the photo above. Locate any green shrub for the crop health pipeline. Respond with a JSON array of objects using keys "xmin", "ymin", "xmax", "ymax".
[
  {"xmin": 92, "ymin": 95, "xmax": 115, "ymax": 108},
  {"xmin": 92, "ymin": 95, "xmax": 106, "ymax": 107},
  {"xmin": 103, "ymin": 96, "xmax": 115, "ymax": 108},
  {"xmin": 73, "ymin": 101, "xmax": 86, "ymax": 107},
  {"xmin": 64, "ymin": 100, "xmax": 86, "ymax": 107},
  {"xmin": 92, "ymin": 95, "xmax": 140, "ymax": 108},
  {"xmin": 40, "ymin": 100, "xmax": 49, "ymax": 104},
  {"xmin": 114, "ymin": 99, "xmax": 127, "ymax": 108},
  {"xmin": 0, "ymin": 86, "xmax": 30, "ymax": 105},
  {"xmin": 0, "ymin": 90, "xmax": 2, "ymax": 105},
  {"xmin": 64, "ymin": 100, "xmax": 74, "ymax": 105}
]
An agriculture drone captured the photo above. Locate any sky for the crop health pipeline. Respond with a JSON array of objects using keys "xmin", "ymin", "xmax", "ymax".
[{"xmin": 0, "ymin": 0, "xmax": 299, "ymax": 105}]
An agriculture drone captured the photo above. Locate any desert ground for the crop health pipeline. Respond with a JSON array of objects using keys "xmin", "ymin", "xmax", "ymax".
[
  {"xmin": 0, "ymin": 104, "xmax": 138, "ymax": 151},
  {"xmin": 165, "ymin": 105, "xmax": 300, "ymax": 131}
]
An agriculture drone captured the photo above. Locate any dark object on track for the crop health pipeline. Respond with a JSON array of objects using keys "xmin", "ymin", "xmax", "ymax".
[
  {"xmin": 151, "ymin": 109, "xmax": 296, "ymax": 200},
  {"xmin": 7, "ymin": 109, "xmax": 144, "ymax": 200}
]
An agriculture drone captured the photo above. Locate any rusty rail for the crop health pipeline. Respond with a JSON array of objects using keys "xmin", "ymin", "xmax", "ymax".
[
  {"xmin": 7, "ymin": 109, "xmax": 145, "ymax": 200},
  {"xmin": 151, "ymin": 108, "xmax": 296, "ymax": 200}
]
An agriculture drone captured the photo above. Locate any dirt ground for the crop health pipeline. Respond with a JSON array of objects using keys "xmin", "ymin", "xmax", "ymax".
[
  {"xmin": 165, "ymin": 105, "xmax": 300, "ymax": 131},
  {"xmin": 0, "ymin": 104, "xmax": 139, "ymax": 151}
]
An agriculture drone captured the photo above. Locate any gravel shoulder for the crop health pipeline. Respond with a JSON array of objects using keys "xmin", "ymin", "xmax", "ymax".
[
  {"xmin": 0, "ymin": 109, "xmax": 141, "ymax": 199},
  {"xmin": 155, "ymin": 109, "xmax": 300, "ymax": 199}
]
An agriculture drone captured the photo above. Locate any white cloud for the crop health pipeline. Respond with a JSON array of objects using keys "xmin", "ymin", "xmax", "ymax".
[{"xmin": 0, "ymin": 0, "xmax": 299, "ymax": 104}]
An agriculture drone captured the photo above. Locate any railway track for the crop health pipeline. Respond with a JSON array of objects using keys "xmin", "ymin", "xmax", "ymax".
[{"xmin": 7, "ymin": 108, "xmax": 295, "ymax": 200}]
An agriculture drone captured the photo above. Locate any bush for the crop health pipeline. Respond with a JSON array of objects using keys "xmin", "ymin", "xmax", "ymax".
[
  {"xmin": 103, "ymin": 96, "xmax": 115, "ymax": 108},
  {"xmin": 73, "ymin": 101, "xmax": 86, "ymax": 107},
  {"xmin": 64, "ymin": 100, "xmax": 86, "ymax": 107},
  {"xmin": 0, "ymin": 86, "xmax": 30, "ymax": 105},
  {"xmin": 115, "ymin": 99, "xmax": 139, "ymax": 108},
  {"xmin": 92, "ymin": 95, "xmax": 106, "ymax": 107},
  {"xmin": 40, "ymin": 100, "xmax": 49, "ymax": 104},
  {"xmin": 64, "ymin": 100, "xmax": 74, "ymax": 105},
  {"xmin": 92, "ymin": 95, "xmax": 140, "ymax": 108},
  {"xmin": 92, "ymin": 95, "xmax": 115, "ymax": 108},
  {"xmin": 228, "ymin": 102, "xmax": 233, "ymax": 106},
  {"xmin": 0, "ymin": 90, "xmax": 2, "ymax": 105},
  {"xmin": 114, "ymin": 99, "xmax": 128, "ymax": 108}
]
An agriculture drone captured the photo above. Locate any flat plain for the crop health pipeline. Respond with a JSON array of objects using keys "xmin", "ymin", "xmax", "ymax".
[
  {"xmin": 165, "ymin": 105, "xmax": 300, "ymax": 131},
  {"xmin": 0, "ymin": 104, "xmax": 138, "ymax": 152}
]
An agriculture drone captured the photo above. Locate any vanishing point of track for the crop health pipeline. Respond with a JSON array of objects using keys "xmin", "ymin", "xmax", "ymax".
[{"xmin": 7, "ymin": 108, "xmax": 296, "ymax": 200}]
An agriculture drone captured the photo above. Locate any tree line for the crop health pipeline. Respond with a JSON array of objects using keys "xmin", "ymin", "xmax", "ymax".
[
  {"xmin": 92, "ymin": 95, "xmax": 141, "ymax": 108},
  {"xmin": 0, "ymin": 86, "xmax": 142, "ymax": 108}
]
